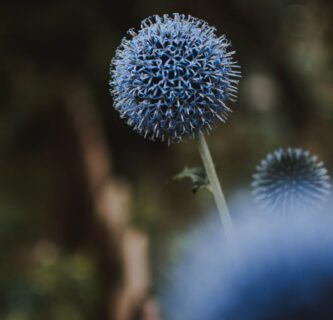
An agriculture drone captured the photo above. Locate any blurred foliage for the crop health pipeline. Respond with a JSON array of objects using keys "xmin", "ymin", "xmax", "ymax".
[
  {"xmin": 0, "ymin": 0, "xmax": 332, "ymax": 318},
  {"xmin": 3, "ymin": 252, "xmax": 98, "ymax": 320},
  {"xmin": 0, "ymin": 200, "xmax": 99, "ymax": 320}
]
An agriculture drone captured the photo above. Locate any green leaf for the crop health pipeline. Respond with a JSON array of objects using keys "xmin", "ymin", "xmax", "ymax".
[{"xmin": 173, "ymin": 166, "xmax": 210, "ymax": 193}]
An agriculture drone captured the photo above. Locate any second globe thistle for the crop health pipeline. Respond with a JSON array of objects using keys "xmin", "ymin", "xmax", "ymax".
[
  {"xmin": 252, "ymin": 148, "xmax": 331, "ymax": 217},
  {"xmin": 110, "ymin": 13, "xmax": 240, "ymax": 143}
]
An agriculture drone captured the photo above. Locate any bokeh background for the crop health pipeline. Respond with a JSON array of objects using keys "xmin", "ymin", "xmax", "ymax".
[{"xmin": 1, "ymin": 0, "xmax": 332, "ymax": 319}]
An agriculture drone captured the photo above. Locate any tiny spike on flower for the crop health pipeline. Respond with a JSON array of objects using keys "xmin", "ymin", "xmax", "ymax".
[
  {"xmin": 252, "ymin": 148, "xmax": 331, "ymax": 217},
  {"xmin": 110, "ymin": 13, "xmax": 241, "ymax": 143}
]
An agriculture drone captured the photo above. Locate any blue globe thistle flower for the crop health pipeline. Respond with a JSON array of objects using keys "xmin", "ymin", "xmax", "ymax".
[
  {"xmin": 215, "ymin": 220, "xmax": 333, "ymax": 320},
  {"xmin": 110, "ymin": 14, "xmax": 241, "ymax": 143},
  {"xmin": 161, "ymin": 216, "xmax": 333, "ymax": 320},
  {"xmin": 252, "ymin": 148, "xmax": 331, "ymax": 217}
]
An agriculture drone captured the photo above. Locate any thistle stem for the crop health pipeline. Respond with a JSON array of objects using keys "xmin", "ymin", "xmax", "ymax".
[{"xmin": 196, "ymin": 131, "xmax": 233, "ymax": 242}]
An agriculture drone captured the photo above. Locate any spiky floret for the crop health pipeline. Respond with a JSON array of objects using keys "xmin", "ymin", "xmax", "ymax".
[
  {"xmin": 110, "ymin": 13, "xmax": 241, "ymax": 143},
  {"xmin": 252, "ymin": 148, "xmax": 331, "ymax": 216}
]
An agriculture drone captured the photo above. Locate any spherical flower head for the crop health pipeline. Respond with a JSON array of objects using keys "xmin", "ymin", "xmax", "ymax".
[
  {"xmin": 252, "ymin": 148, "xmax": 331, "ymax": 217},
  {"xmin": 110, "ymin": 13, "xmax": 241, "ymax": 143},
  {"xmin": 161, "ymin": 216, "xmax": 333, "ymax": 320}
]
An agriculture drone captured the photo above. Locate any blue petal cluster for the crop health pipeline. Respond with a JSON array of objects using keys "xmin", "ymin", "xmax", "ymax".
[
  {"xmin": 110, "ymin": 14, "xmax": 240, "ymax": 143},
  {"xmin": 252, "ymin": 148, "xmax": 331, "ymax": 216}
]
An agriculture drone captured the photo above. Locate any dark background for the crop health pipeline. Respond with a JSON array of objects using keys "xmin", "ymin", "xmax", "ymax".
[{"xmin": 1, "ymin": 0, "xmax": 332, "ymax": 319}]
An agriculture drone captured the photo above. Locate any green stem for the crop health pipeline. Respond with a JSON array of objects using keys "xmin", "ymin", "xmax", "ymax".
[{"xmin": 196, "ymin": 131, "xmax": 233, "ymax": 242}]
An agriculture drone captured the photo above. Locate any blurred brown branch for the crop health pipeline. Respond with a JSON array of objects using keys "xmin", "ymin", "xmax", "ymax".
[{"xmin": 64, "ymin": 84, "xmax": 157, "ymax": 320}]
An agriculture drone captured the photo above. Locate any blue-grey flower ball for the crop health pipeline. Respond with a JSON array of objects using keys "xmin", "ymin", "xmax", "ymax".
[
  {"xmin": 161, "ymin": 216, "xmax": 333, "ymax": 320},
  {"xmin": 252, "ymin": 148, "xmax": 331, "ymax": 217},
  {"xmin": 110, "ymin": 14, "xmax": 241, "ymax": 143}
]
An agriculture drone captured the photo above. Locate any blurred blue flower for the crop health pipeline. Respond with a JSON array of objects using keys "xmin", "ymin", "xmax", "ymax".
[
  {"xmin": 252, "ymin": 148, "xmax": 331, "ymax": 217},
  {"xmin": 110, "ymin": 13, "xmax": 240, "ymax": 143},
  {"xmin": 161, "ymin": 214, "xmax": 333, "ymax": 320}
]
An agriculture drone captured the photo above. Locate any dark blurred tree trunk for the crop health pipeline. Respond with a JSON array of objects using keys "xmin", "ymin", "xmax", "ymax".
[
  {"xmin": 64, "ymin": 86, "xmax": 125, "ymax": 319},
  {"xmin": 61, "ymin": 83, "xmax": 158, "ymax": 320}
]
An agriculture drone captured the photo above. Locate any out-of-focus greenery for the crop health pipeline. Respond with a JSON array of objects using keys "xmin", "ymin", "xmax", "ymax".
[
  {"xmin": 1, "ymin": 0, "xmax": 332, "ymax": 318},
  {"xmin": 3, "ymin": 253, "xmax": 98, "ymax": 320},
  {"xmin": 0, "ymin": 201, "xmax": 99, "ymax": 320}
]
